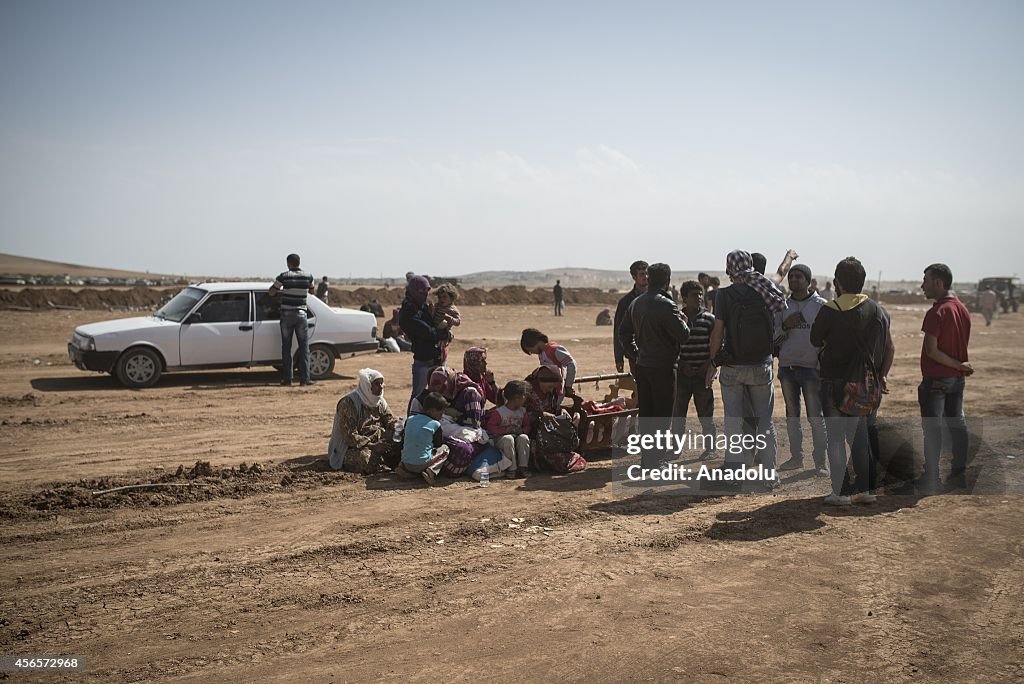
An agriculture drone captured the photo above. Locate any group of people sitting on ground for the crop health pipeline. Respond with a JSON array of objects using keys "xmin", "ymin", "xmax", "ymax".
[
  {"xmin": 614, "ymin": 250, "xmax": 973, "ymax": 505},
  {"xmin": 326, "ymin": 340, "xmax": 587, "ymax": 484}
]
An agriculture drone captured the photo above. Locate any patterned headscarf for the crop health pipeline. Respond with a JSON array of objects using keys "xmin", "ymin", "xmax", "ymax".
[
  {"xmin": 405, "ymin": 275, "xmax": 431, "ymax": 307},
  {"xmin": 428, "ymin": 366, "xmax": 455, "ymax": 393},
  {"xmin": 463, "ymin": 347, "xmax": 487, "ymax": 381},
  {"xmin": 726, "ymin": 250, "xmax": 787, "ymax": 313}
]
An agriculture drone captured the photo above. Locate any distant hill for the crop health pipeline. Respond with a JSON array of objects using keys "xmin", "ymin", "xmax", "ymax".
[
  {"xmin": 454, "ymin": 268, "xmax": 719, "ymax": 290},
  {"xmin": 0, "ymin": 252, "xmax": 946, "ymax": 293},
  {"xmin": 0, "ymin": 252, "xmax": 182, "ymax": 280}
]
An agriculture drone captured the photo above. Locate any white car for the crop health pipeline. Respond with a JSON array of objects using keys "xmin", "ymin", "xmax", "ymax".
[{"xmin": 68, "ymin": 282, "xmax": 379, "ymax": 388}]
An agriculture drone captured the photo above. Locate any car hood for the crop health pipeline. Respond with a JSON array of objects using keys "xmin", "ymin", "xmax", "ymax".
[{"xmin": 75, "ymin": 316, "xmax": 177, "ymax": 338}]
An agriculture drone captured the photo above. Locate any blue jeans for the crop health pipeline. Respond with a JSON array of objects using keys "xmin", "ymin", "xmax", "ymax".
[
  {"xmin": 280, "ymin": 309, "xmax": 310, "ymax": 383},
  {"xmin": 719, "ymin": 362, "xmax": 777, "ymax": 471},
  {"xmin": 917, "ymin": 376, "xmax": 968, "ymax": 481},
  {"xmin": 779, "ymin": 366, "xmax": 827, "ymax": 467},
  {"xmin": 820, "ymin": 378, "xmax": 873, "ymax": 495}
]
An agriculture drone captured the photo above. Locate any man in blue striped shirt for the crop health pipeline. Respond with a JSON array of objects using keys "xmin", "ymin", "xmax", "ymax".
[
  {"xmin": 674, "ymin": 280, "xmax": 718, "ymax": 459},
  {"xmin": 269, "ymin": 253, "xmax": 315, "ymax": 386}
]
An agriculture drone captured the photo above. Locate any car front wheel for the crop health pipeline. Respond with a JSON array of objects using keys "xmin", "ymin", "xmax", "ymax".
[
  {"xmin": 116, "ymin": 347, "xmax": 163, "ymax": 389},
  {"xmin": 308, "ymin": 344, "xmax": 336, "ymax": 380}
]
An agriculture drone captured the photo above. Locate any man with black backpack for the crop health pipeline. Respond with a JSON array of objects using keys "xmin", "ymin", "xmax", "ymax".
[
  {"xmin": 706, "ymin": 250, "xmax": 787, "ymax": 489},
  {"xmin": 811, "ymin": 257, "xmax": 891, "ymax": 506}
]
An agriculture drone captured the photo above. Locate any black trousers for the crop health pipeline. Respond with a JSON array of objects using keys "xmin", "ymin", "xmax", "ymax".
[
  {"xmin": 636, "ymin": 364, "xmax": 676, "ymax": 467},
  {"xmin": 673, "ymin": 371, "xmax": 717, "ymax": 439}
]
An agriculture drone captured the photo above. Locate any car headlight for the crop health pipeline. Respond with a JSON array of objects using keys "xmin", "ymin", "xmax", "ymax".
[{"xmin": 73, "ymin": 332, "xmax": 96, "ymax": 351}]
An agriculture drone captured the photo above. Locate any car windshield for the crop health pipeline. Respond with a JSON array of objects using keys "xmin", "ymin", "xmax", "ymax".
[{"xmin": 156, "ymin": 287, "xmax": 206, "ymax": 322}]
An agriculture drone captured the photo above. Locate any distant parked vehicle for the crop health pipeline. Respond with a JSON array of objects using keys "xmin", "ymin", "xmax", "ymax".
[
  {"xmin": 68, "ymin": 282, "xmax": 379, "ymax": 388},
  {"xmin": 967, "ymin": 277, "xmax": 1019, "ymax": 314}
]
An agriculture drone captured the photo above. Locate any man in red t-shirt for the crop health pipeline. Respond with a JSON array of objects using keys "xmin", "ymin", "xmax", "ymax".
[{"xmin": 918, "ymin": 263, "xmax": 973, "ymax": 491}]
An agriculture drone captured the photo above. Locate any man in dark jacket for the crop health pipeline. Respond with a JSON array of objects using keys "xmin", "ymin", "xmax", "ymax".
[
  {"xmin": 618, "ymin": 263, "xmax": 690, "ymax": 466},
  {"xmin": 613, "ymin": 260, "xmax": 648, "ymax": 374},
  {"xmin": 810, "ymin": 256, "xmax": 891, "ymax": 506},
  {"xmin": 399, "ymin": 276, "xmax": 451, "ymax": 407}
]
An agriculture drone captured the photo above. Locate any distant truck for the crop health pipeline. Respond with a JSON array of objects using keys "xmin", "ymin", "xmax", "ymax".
[{"xmin": 970, "ymin": 277, "xmax": 1019, "ymax": 314}]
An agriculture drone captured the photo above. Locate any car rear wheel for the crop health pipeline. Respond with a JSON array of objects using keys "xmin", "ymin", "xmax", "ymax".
[
  {"xmin": 115, "ymin": 347, "xmax": 162, "ymax": 389},
  {"xmin": 308, "ymin": 344, "xmax": 336, "ymax": 380}
]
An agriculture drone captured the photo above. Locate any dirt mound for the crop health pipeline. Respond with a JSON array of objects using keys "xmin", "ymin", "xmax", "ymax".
[
  {"xmin": 0, "ymin": 286, "xmax": 175, "ymax": 311},
  {"xmin": 1, "ymin": 459, "xmax": 360, "ymax": 518},
  {"xmin": 1, "ymin": 285, "xmax": 624, "ymax": 311}
]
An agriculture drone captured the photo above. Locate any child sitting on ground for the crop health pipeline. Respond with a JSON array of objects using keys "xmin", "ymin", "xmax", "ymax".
[
  {"xmin": 484, "ymin": 380, "xmax": 532, "ymax": 479},
  {"xmin": 398, "ymin": 392, "xmax": 450, "ymax": 485},
  {"xmin": 432, "ymin": 284, "xmax": 462, "ymax": 364},
  {"xmin": 520, "ymin": 327, "xmax": 578, "ymax": 405}
]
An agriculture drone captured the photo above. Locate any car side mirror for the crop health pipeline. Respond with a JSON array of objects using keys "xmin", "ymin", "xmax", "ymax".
[{"xmin": 185, "ymin": 313, "xmax": 202, "ymax": 324}]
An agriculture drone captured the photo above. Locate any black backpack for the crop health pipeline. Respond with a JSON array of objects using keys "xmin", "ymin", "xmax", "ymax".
[{"xmin": 719, "ymin": 285, "xmax": 774, "ymax": 365}]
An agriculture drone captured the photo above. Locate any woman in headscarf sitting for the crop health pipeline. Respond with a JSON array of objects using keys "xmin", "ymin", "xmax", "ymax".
[
  {"xmin": 399, "ymin": 275, "xmax": 451, "ymax": 409},
  {"xmin": 462, "ymin": 346, "xmax": 502, "ymax": 407},
  {"xmin": 327, "ymin": 368, "xmax": 399, "ymax": 474},
  {"xmin": 413, "ymin": 366, "xmax": 488, "ymax": 477},
  {"xmin": 524, "ymin": 366, "xmax": 586, "ymax": 474}
]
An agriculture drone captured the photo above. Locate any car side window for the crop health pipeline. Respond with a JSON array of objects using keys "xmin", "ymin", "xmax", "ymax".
[
  {"xmin": 195, "ymin": 293, "xmax": 250, "ymax": 323},
  {"xmin": 255, "ymin": 293, "xmax": 280, "ymax": 321}
]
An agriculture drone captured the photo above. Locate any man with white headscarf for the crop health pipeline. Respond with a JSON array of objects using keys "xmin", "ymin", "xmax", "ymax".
[
  {"xmin": 328, "ymin": 368, "xmax": 400, "ymax": 473},
  {"xmin": 706, "ymin": 250, "xmax": 788, "ymax": 490}
]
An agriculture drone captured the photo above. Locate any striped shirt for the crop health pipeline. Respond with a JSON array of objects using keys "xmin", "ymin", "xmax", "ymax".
[
  {"xmin": 677, "ymin": 309, "xmax": 716, "ymax": 365},
  {"xmin": 274, "ymin": 269, "xmax": 314, "ymax": 310}
]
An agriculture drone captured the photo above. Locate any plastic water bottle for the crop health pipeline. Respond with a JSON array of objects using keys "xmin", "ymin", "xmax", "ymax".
[
  {"xmin": 393, "ymin": 416, "xmax": 405, "ymax": 443},
  {"xmin": 479, "ymin": 466, "xmax": 490, "ymax": 488}
]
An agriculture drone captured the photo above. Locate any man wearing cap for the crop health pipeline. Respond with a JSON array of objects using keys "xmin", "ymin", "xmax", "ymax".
[
  {"xmin": 774, "ymin": 264, "xmax": 828, "ymax": 475},
  {"xmin": 268, "ymin": 253, "xmax": 316, "ymax": 386}
]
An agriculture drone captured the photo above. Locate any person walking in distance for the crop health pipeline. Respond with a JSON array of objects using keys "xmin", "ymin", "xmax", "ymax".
[
  {"xmin": 268, "ymin": 253, "xmax": 315, "ymax": 386},
  {"xmin": 918, "ymin": 263, "xmax": 973, "ymax": 491},
  {"xmin": 316, "ymin": 276, "xmax": 330, "ymax": 305},
  {"xmin": 553, "ymin": 280, "xmax": 565, "ymax": 316}
]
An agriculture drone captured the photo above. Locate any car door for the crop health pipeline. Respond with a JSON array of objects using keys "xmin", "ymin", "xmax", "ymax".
[
  {"xmin": 252, "ymin": 292, "xmax": 317, "ymax": 363},
  {"xmin": 178, "ymin": 291, "xmax": 254, "ymax": 366}
]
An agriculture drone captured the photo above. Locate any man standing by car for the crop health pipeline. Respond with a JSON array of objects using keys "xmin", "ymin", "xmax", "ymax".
[
  {"xmin": 269, "ymin": 253, "xmax": 315, "ymax": 386},
  {"xmin": 613, "ymin": 260, "xmax": 648, "ymax": 374}
]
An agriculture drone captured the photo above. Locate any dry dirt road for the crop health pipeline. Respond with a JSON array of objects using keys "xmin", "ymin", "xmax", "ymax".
[{"xmin": 1, "ymin": 304, "xmax": 1022, "ymax": 682}]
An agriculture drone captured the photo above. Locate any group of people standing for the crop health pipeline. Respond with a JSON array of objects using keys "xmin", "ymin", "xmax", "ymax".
[{"xmin": 615, "ymin": 250, "xmax": 973, "ymax": 504}]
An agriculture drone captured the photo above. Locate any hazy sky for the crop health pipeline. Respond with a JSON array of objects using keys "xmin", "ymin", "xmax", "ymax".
[{"xmin": 1, "ymin": 0, "xmax": 1022, "ymax": 280}]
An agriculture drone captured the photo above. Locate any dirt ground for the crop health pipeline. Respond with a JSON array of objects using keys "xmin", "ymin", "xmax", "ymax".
[{"xmin": 1, "ymin": 303, "xmax": 1022, "ymax": 682}]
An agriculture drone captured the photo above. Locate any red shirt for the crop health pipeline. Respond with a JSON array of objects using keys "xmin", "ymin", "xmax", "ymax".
[{"xmin": 920, "ymin": 296, "xmax": 971, "ymax": 377}]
